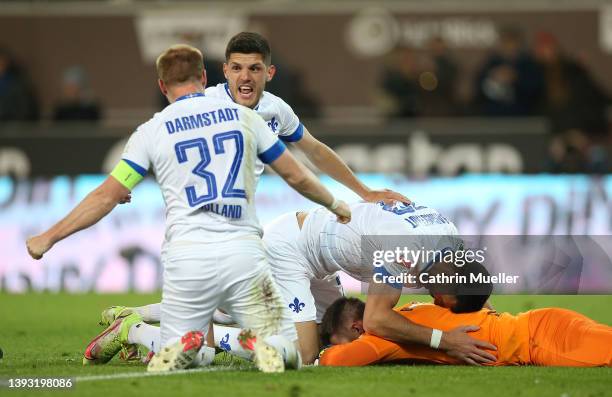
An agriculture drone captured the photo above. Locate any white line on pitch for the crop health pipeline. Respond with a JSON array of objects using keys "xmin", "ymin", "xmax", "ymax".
[{"xmin": 76, "ymin": 366, "xmax": 239, "ymax": 382}]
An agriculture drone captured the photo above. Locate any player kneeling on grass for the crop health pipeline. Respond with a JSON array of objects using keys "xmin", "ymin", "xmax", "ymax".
[
  {"xmin": 318, "ymin": 266, "xmax": 612, "ymax": 367},
  {"xmin": 92, "ymin": 202, "xmax": 497, "ymax": 367},
  {"xmin": 26, "ymin": 44, "xmax": 352, "ymax": 373}
]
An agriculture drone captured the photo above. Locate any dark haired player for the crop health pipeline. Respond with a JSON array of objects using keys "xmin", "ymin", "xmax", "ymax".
[
  {"xmin": 98, "ymin": 201, "xmax": 497, "ymax": 367},
  {"xmin": 26, "ymin": 43, "xmax": 353, "ymax": 373},
  {"xmin": 205, "ymin": 31, "xmax": 408, "ymax": 203}
]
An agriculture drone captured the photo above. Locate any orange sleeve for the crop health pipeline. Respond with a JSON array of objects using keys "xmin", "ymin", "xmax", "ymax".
[{"xmin": 319, "ymin": 336, "xmax": 400, "ymax": 367}]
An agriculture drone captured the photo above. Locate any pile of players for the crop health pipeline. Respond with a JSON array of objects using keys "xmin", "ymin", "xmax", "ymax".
[{"xmin": 27, "ymin": 32, "xmax": 611, "ymax": 372}]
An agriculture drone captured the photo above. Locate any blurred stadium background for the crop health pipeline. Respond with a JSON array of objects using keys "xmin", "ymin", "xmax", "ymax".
[{"xmin": 2, "ymin": 0, "xmax": 612, "ymax": 296}]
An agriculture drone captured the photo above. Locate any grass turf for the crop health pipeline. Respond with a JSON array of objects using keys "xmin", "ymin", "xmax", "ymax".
[{"xmin": 0, "ymin": 293, "xmax": 611, "ymax": 397}]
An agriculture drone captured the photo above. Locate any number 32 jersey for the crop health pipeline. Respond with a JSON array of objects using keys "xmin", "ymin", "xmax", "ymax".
[{"xmin": 121, "ymin": 93, "xmax": 286, "ymax": 244}]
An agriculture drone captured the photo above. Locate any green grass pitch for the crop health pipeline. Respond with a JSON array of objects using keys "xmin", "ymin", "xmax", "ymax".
[{"xmin": 0, "ymin": 293, "xmax": 611, "ymax": 397}]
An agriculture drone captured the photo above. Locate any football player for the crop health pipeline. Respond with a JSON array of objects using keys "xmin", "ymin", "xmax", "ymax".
[
  {"xmin": 26, "ymin": 44, "xmax": 351, "ymax": 373},
  {"xmin": 97, "ymin": 201, "xmax": 496, "ymax": 367}
]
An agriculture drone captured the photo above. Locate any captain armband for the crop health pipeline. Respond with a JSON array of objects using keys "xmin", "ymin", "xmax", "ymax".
[{"xmin": 110, "ymin": 159, "xmax": 146, "ymax": 190}]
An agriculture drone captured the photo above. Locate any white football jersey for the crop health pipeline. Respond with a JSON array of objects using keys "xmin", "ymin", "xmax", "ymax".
[
  {"xmin": 297, "ymin": 202, "xmax": 460, "ymax": 281},
  {"xmin": 121, "ymin": 93, "xmax": 286, "ymax": 245},
  {"xmin": 205, "ymin": 83, "xmax": 304, "ymax": 177}
]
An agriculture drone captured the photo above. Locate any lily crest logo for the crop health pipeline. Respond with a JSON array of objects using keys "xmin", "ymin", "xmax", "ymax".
[
  {"xmin": 267, "ymin": 117, "xmax": 279, "ymax": 132},
  {"xmin": 289, "ymin": 297, "xmax": 305, "ymax": 313},
  {"xmin": 219, "ymin": 333, "xmax": 231, "ymax": 351}
]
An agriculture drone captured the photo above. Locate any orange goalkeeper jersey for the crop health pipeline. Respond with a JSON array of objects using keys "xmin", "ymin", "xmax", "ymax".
[{"xmin": 319, "ymin": 302, "xmax": 530, "ymax": 366}]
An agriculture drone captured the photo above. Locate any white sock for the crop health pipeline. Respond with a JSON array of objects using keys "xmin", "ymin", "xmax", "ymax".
[
  {"xmin": 213, "ymin": 325, "xmax": 253, "ymax": 360},
  {"xmin": 192, "ymin": 345, "xmax": 216, "ymax": 367},
  {"xmin": 212, "ymin": 325, "xmax": 299, "ymax": 367},
  {"xmin": 127, "ymin": 322, "xmax": 161, "ymax": 353},
  {"xmin": 263, "ymin": 335, "xmax": 300, "ymax": 369},
  {"xmin": 133, "ymin": 303, "xmax": 161, "ymax": 323}
]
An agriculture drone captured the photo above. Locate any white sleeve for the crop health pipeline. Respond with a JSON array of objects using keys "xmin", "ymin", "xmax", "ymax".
[
  {"xmin": 242, "ymin": 108, "xmax": 286, "ymax": 164},
  {"xmin": 275, "ymin": 97, "xmax": 304, "ymax": 143},
  {"xmin": 121, "ymin": 126, "xmax": 150, "ymax": 176},
  {"xmin": 204, "ymin": 84, "xmax": 223, "ymax": 100}
]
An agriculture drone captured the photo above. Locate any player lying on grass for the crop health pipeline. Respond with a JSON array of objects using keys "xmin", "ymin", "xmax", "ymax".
[
  {"xmin": 263, "ymin": 200, "xmax": 495, "ymax": 365},
  {"xmin": 26, "ymin": 44, "xmax": 353, "ymax": 373},
  {"xmin": 91, "ymin": 201, "xmax": 495, "ymax": 367},
  {"xmin": 318, "ymin": 296, "xmax": 612, "ymax": 367}
]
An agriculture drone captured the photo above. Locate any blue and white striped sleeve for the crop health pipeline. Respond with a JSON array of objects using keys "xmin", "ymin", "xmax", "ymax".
[{"xmin": 121, "ymin": 127, "xmax": 150, "ymax": 176}]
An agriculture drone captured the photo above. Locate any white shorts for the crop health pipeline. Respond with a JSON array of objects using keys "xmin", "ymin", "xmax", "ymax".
[
  {"xmin": 263, "ymin": 213, "xmax": 344, "ymax": 323},
  {"xmin": 159, "ymin": 237, "xmax": 297, "ymax": 348}
]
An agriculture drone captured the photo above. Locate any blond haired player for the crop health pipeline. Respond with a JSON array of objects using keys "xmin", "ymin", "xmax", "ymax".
[
  {"xmin": 90, "ymin": 31, "xmax": 410, "ymax": 366},
  {"xmin": 26, "ymin": 44, "xmax": 351, "ymax": 373},
  {"xmin": 99, "ymin": 201, "xmax": 496, "ymax": 368}
]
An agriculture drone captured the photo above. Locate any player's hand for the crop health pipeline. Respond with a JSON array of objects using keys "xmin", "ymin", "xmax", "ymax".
[
  {"xmin": 331, "ymin": 200, "xmax": 351, "ymax": 224},
  {"xmin": 119, "ymin": 194, "xmax": 132, "ymax": 204},
  {"xmin": 363, "ymin": 189, "xmax": 410, "ymax": 205},
  {"xmin": 26, "ymin": 235, "xmax": 52, "ymax": 260},
  {"xmin": 440, "ymin": 325, "xmax": 497, "ymax": 366}
]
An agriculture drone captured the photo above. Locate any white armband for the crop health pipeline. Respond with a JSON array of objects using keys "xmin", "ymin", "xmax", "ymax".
[{"xmin": 430, "ymin": 329, "xmax": 443, "ymax": 349}]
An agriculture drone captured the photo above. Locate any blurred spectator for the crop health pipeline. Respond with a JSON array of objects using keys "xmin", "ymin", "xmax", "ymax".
[
  {"xmin": 377, "ymin": 47, "xmax": 420, "ymax": 117},
  {"xmin": 474, "ymin": 26, "xmax": 544, "ymax": 116},
  {"xmin": 53, "ymin": 66, "xmax": 101, "ymax": 122},
  {"xmin": 534, "ymin": 32, "xmax": 611, "ymax": 173},
  {"xmin": 548, "ymin": 129, "xmax": 609, "ymax": 173},
  {"xmin": 418, "ymin": 36, "xmax": 459, "ymax": 117},
  {"xmin": 0, "ymin": 47, "xmax": 39, "ymax": 121}
]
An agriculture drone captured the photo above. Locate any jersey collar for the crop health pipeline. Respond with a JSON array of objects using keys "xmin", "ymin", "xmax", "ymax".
[{"xmin": 175, "ymin": 92, "xmax": 205, "ymax": 102}]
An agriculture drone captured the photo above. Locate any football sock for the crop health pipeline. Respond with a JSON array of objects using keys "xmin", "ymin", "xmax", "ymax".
[
  {"xmin": 133, "ymin": 303, "xmax": 161, "ymax": 323},
  {"xmin": 262, "ymin": 334, "xmax": 300, "ymax": 369},
  {"xmin": 192, "ymin": 345, "xmax": 216, "ymax": 367},
  {"xmin": 127, "ymin": 322, "xmax": 161, "ymax": 353},
  {"xmin": 213, "ymin": 325, "xmax": 253, "ymax": 360}
]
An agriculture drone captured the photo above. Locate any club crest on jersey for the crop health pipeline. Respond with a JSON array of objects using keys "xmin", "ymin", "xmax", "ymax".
[
  {"xmin": 289, "ymin": 297, "xmax": 305, "ymax": 313},
  {"xmin": 219, "ymin": 333, "xmax": 231, "ymax": 351},
  {"xmin": 267, "ymin": 117, "xmax": 279, "ymax": 133},
  {"xmin": 379, "ymin": 201, "xmax": 426, "ymax": 215}
]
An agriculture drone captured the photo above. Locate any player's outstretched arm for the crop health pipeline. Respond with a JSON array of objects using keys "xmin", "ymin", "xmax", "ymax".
[
  {"xmin": 294, "ymin": 128, "xmax": 410, "ymax": 204},
  {"xmin": 26, "ymin": 176, "xmax": 130, "ymax": 260},
  {"xmin": 364, "ymin": 282, "xmax": 433, "ymax": 345},
  {"xmin": 364, "ymin": 281, "xmax": 497, "ymax": 365},
  {"xmin": 269, "ymin": 149, "xmax": 351, "ymax": 224}
]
